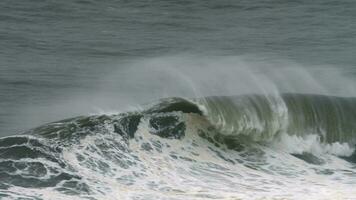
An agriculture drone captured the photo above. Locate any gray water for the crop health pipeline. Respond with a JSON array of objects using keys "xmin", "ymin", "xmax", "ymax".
[
  {"xmin": 1, "ymin": 0, "xmax": 356, "ymax": 135},
  {"xmin": 2, "ymin": 1, "xmax": 356, "ymax": 199}
]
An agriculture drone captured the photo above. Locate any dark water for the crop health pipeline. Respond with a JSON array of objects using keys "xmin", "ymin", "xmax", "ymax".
[{"xmin": 1, "ymin": 0, "xmax": 356, "ymax": 136}]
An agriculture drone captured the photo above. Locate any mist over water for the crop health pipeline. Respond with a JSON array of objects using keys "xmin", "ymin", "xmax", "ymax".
[{"xmin": 10, "ymin": 55, "xmax": 356, "ymax": 136}]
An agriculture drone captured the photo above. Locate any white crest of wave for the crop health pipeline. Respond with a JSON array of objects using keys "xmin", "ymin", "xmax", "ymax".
[{"xmin": 272, "ymin": 133, "xmax": 355, "ymax": 157}]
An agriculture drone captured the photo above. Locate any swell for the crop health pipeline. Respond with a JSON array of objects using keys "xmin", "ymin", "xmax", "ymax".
[
  {"xmin": 31, "ymin": 93, "xmax": 356, "ymax": 158},
  {"xmin": 3, "ymin": 93, "xmax": 356, "ymax": 147},
  {"xmin": 3, "ymin": 93, "xmax": 356, "ymax": 152}
]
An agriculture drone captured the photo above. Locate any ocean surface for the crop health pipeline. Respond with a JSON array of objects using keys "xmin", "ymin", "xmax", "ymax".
[{"xmin": 1, "ymin": 0, "xmax": 356, "ymax": 199}]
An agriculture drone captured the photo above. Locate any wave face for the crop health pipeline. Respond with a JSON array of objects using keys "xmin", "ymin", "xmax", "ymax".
[
  {"xmin": 1, "ymin": 94, "xmax": 356, "ymax": 199},
  {"xmin": 200, "ymin": 94, "xmax": 356, "ymax": 144}
]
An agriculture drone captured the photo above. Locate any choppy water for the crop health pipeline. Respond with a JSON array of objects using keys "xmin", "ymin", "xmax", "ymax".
[{"xmin": 1, "ymin": 0, "xmax": 356, "ymax": 199}]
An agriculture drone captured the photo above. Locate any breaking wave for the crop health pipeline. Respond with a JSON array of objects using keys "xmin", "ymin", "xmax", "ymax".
[{"xmin": 1, "ymin": 94, "xmax": 356, "ymax": 199}]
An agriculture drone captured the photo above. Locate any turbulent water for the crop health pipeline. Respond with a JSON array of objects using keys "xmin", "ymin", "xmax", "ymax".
[
  {"xmin": 2, "ymin": 0, "xmax": 356, "ymax": 199},
  {"xmin": 1, "ymin": 94, "xmax": 356, "ymax": 199}
]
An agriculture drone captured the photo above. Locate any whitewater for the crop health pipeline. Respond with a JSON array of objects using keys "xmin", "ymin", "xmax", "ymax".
[{"xmin": 1, "ymin": 89, "xmax": 356, "ymax": 199}]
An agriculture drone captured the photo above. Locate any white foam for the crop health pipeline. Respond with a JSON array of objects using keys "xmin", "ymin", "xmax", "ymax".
[
  {"xmin": 272, "ymin": 133, "xmax": 355, "ymax": 157},
  {"xmin": 3, "ymin": 113, "xmax": 356, "ymax": 200}
]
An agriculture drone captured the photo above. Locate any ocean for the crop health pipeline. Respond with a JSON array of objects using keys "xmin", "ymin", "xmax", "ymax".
[{"xmin": 1, "ymin": 0, "xmax": 356, "ymax": 199}]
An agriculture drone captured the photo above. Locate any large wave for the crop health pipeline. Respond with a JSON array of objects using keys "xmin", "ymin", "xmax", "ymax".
[{"xmin": 1, "ymin": 94, "xmax": 356, "ymax": 199}]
